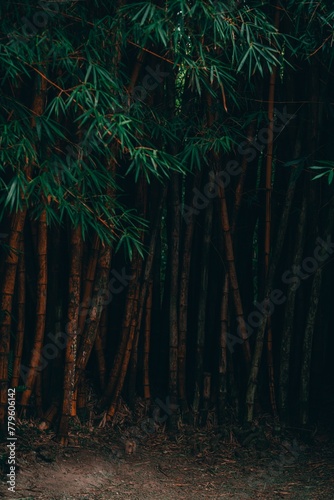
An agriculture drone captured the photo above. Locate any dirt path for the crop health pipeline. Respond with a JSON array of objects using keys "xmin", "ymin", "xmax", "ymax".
[{"xmin": 1, "ymin": 422, "xmax": 334, "ymax": 499}]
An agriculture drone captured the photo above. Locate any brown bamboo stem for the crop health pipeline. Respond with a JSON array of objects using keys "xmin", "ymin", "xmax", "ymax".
[
  {"xmin": 11, "ymin": 234, "xmax": 25, "ymax": 388},
  {"xmin": 20, "ymin": 209, "xmax": 48, "ymax": 409},
  {"xmin": 58, "ymin": 225, "xmax": 82, "ymax": 444}
]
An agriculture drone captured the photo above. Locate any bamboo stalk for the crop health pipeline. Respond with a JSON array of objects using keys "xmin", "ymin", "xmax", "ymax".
[
  {"xmin": 279, "ymin": 189, "xmax": 307, "ymax": 422},
  {"xmin": 143, "ymin": 279, "xmax": 153, "ymax": 400},
  {"xmin": 218, "ymin": 125, "xmax": 253, "ymax": 422},
  {"xmin": 0, "ymin": 71, "xmax": 46, "ymax": 425},
  {"xmin": 178, "ymin": 174, "xmax": 199, "ymax": 408},
  {"xmin": 264, "ymin": 4, "xmax": 280, "ymax": 417},
  {"xmin": 58, "ymin": 224, "xmax": 82, "ymax": 444},
  {"xmin": 94, "ymin": 307, "xmax": 108, "ymax": 392},
  {"xmin": 169, "ymin": 174, "xmax": 181, "ymax": 410},
  {"xmin": 218, "ymin": 180, "xmax": 251, "ymax": 364},
  {"xmin": 11, "ymin": 234, "xmax": 25, "ymax": 388},
  {"xmin": 193, "ymin": 201, "xmax": 213, "ymax": 421},
  {"xmin": 20, "ymin": 210, "xmax": 48, "ymax": 410},
  {"xmin": 106, "ymin": 187, "xmax": 167, "ymax": 421}
]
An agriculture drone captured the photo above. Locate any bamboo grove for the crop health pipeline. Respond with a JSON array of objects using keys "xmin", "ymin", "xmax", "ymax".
[{"xmin": 1, "ymin": 1, "xmax": 334, "ymax": 442}]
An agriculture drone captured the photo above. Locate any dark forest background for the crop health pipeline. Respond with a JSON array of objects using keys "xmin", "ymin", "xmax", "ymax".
[{"xmin": 1, "ymin": 0, "xmax": 334, "ymax": 443}]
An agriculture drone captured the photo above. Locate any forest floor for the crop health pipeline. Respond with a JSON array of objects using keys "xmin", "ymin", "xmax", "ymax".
[{"xmin": 1, "ymin": 409, "xmax": 334, "ymax": 500}]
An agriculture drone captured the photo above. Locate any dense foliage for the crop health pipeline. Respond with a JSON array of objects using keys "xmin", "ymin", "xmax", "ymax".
[{"xmin": 0, "ymin": 1, "xmax": 334, "ymax": 438}]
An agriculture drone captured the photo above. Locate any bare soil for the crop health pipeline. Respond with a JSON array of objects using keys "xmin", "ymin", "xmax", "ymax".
[{"xmin": 1, "ymin": 416, "xmax": 334, "ymax": 500}]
